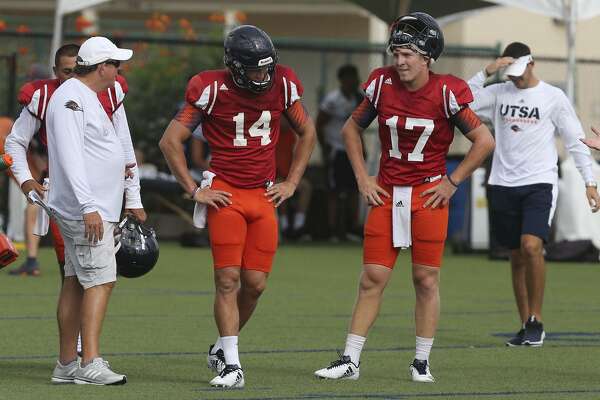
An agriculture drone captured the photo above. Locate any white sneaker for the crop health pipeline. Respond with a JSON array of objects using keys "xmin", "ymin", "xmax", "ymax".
[
  {"xmin": 410, "ymin": 359, "xmax": 435, "ymax": 383},
  {"xmin": 51, "ymin": 359, "xmax": 78, "ymax": 384},
  {"xmin": 74, "ymin": 357, "xmax": 127, "ymax": 385},
  {"xmin": 207, "ymin": 344, "xmax": 226, "ymax": 373},
  {"xmin": 209, "ymin": 364, "xmax": 244, "ymax": 388},
  {"xmin": 314, "ymin": 355, "xmax": 359, "ymax": 380}
]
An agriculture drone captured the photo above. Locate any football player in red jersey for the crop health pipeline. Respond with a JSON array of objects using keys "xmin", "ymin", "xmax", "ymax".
[
  {"xmin": 315, "ymin": 12, "xmax": 494, "ymax": 382},
  {"xmin": 159, "ymin": 25, "xmax": 316, "ymax": 388}
]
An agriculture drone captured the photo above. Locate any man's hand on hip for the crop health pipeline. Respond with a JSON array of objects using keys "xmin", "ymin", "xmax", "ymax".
[{"xmin": 83, "ymin": 211, "xmax": 103, "ymax": 244}]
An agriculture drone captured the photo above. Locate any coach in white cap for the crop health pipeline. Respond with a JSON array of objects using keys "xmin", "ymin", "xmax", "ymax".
[
  {"xmin": 45, "ymin": 36, "xmax": 142, "ymax": 385},
  {"xmin": 468, "ymin": 42, "xmax": 600, "ymax": 348}
]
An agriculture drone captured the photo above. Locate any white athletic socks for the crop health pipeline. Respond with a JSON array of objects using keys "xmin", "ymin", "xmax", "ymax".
[
  {"xmin": 77, "ymin": 334, "xmax": 82, "ymax": 355},
  {"xmin": 415, "ymin": 336, "xmax": 434, "ymax": 362},
  {"xmin": 212, "ymin": 336, "xmax": 223, "ymax": 353},
  {"xmin": 343, "ymin": 333, "xmax": 366, "ymax": 365},
  {"xmin": 221, "ymin": 336, "xmax": 241, "ymax": 367},
  {"xmin": 293, "ymin": 213, "xmax": 306, "ymax": 230}
]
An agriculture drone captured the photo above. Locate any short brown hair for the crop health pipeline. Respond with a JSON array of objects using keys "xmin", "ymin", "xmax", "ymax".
[{"xmin": 54, "ymin": 44, "xmax": 79, "ymax": 68}]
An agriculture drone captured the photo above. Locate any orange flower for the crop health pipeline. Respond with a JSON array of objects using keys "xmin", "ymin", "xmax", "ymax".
[
  {"xmin": 235, "ymin": 11, "xmax": 247, "ymax": 23},
  {"xmin": 179, "ymin": 18, "xmax": 191, "ymax": 29},
  {"xmin": 75, "ymin": 15, "xmax": 93, "ymax": 32},
  {"xmin": 209, "ymin": 13, "xmax": 225, "ymax": 23},
  {"xmin": 16, "ymin": 24, "xmax": 31, "ymax": 33},
  {"xmin": 159, "ymin": 14, "xmax": 171, "ymax": 25},
  {"xmin": 0, "ymin": 20, "xmax": 7, "ymax": 32},
  {"xmin": 18, "ymin": 46, "xmax": 29, "ymax": 55}
]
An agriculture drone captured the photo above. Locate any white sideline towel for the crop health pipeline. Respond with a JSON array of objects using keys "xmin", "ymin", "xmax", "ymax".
[
  {"xmin": 33, "ymin": 178, "xmax": 50, "ymax": 236},
  {"xmin": 193, "ymin": 171, "xmax": 217, "ymax": 229},
  {"xmin": 392, "ymin": 186, "xmax": 412, "ymax": 249}
]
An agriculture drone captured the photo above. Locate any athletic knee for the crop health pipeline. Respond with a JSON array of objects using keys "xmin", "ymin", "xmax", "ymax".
[
  {"xmin": 241, "ymin": 281, "xmax": 267, "ymax": 299},
  {"xmin": 359, "ymin": 270, "xmax": 388, "ymax": 294},
  {"xmin": 215, "ymin": 270, "xmax": 240, "ymax": 295},
  {"xmin": 520, "ymin": 238, "xmax": 543, "ymax": 258},
  {"xmin": 412, "ymin": 270, "xmax": 439, "ymax": 295}
]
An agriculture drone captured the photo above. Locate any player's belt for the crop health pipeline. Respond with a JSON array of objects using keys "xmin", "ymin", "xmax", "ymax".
[{"xmin": 423, "ymin": 174, "xmax": 442, "ymax": 183}]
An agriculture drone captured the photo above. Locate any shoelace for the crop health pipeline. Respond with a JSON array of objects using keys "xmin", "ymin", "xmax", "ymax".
[
  {"xmin": 90, "ymin": 359, "xmax": 111, "ymax": 371},
  {"xmin": 412, "ymin": 360, "xmax": 428, "ymax": 375},
  {"xmin": 219, "ymin": 365, "xmax": 239, "ymax": 377},
  {"xmin": 327, "ymin": 352, "xmax": 352, "ymax": 370}
]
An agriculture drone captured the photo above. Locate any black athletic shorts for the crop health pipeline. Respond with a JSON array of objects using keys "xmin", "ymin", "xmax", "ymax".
[
  {"xmin": 487, "ymin": 183, "xmax": 556, "ymax": 249},
  {"xmin": 328, "ymin": 149, "xmax": 357, "ymax": 194}
]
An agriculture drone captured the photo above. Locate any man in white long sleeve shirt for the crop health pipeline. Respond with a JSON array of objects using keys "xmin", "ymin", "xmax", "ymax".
[
  {"xmin": 468, "ymin": 42, "xmax": 600, "ymax": 347},
  {"xmin": 45, "ymin": 36, "xmax": 141, "ymax": 386},
  {"xmin": 5, "ymin": 44, "xmax": 142, "ymax": 278}
]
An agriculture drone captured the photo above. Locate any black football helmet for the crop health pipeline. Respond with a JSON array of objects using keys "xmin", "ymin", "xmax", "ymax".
[
  {"xmin": 114, "ymin": 216, "xmax": 159, "ymax": 278},
  {"xmin": 387, "ymin": 12, "xmax": 444, "ymax": 62},
  {"xmin": 224, "ymin": 25, "xmax": 278, "ymax": 93}
]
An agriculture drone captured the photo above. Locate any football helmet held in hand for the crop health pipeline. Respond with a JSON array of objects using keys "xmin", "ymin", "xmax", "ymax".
[{"xmin": 114, "ymin": 216, "xmax": 159, "ymax": 278}]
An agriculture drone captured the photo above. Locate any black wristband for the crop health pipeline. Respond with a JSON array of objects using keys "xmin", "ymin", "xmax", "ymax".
[{"xmin": 446, "ymin": 175, "xmax": 459, "ymax": 188}]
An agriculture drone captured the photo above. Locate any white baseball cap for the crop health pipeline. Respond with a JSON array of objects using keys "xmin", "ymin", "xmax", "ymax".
[
  {"xmin": 504, "ymin": 55, "xmax": 533, "ymax": 77},
  {"xmin": 77, "ymin": 36, "xmax": 133, "ymax": 66}
]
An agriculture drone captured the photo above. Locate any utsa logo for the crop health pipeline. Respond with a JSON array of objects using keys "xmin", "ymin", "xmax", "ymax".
[
  {"xmin": 500, "ymin": 104, "xmax": 540, "ymax": 119},
  {"xmin": 65, "ymin": 100, "xmax": 83, "ymax": 112}
]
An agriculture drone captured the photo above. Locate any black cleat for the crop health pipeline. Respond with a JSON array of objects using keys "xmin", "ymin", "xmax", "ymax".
[
  {"xmin": 505, "ymin": 328, "xmax": 526, "ymax": 347},
  {"xmin": 523, "ymin": 316, "xmax": 545, "ymax": 347}
]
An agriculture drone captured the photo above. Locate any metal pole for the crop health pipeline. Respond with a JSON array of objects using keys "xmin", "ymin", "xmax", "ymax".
[
  {"xmin": 50, "ymin": 0, "xmax": 63, "ymax": 72},
  {"xmin": 565, "ymin": 0, "xmax": 576, "ymax": 104},
  {"xmin": 7, "ymin": 53, "xmax": 17, "ymax": 117}
]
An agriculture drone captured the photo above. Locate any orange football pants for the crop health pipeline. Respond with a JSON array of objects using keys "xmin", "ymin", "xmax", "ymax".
[
  {"xmin": 49, "ymin": 219, "xmax": 65, "ymax": 265},
  {"xmin": 363, "ymin": 181, "xmax": 448, "ymax": 268},
  {"xmin": 207, "ymin": 177, "xmax": 278, "ymax": 273}
]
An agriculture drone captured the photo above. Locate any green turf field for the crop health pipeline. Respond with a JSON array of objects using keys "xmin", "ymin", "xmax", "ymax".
[{"xmin": 1, "ymin": 243, "xmax": 599, "ymax": 399}]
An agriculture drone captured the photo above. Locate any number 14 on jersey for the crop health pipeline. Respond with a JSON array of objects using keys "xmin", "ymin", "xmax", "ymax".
[{"xmin": 233, "ymin": 111, "xmax": 272, "ymax": 147}]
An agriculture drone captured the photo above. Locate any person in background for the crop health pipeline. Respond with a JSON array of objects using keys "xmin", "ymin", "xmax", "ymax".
[
  {"xmin": 276, "ymin": 116, "xmax": 312, "ymax": 239},
  {"xmin": 468, "ymin": 42, "xmax": 600, "ymax": 347},
  {"xmin": 317, "ymin": 64, "xmax": 363, "ymax": 242}
]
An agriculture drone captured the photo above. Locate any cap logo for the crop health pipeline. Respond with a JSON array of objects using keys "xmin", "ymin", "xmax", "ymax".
[{"xmin": 258, "ymin": 56, "xmax": 273, "ymax": 67}]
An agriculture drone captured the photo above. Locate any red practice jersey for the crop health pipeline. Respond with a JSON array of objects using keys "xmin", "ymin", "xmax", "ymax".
[
  {"xmin": 355, "ymin": 67, "xmax": 473, "ymax": 186},
  {"xmin": 183, "ymin": 64, "xmax": 304, "ymax": 188},
  {"xmin": 18, "ymin": 75, "xmax": 128, "ymax": 146}
]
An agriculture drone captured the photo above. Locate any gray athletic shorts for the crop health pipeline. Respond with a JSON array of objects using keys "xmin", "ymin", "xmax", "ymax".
[{"xmin": 57, "ymin": 218, "xmax": 117, "ymax": 289}]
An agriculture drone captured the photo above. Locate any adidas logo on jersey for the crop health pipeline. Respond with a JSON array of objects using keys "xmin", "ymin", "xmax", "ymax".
[
  {"xmin": 384, "ymin": 77, "xmax": 392, "ymax": 85},
  {"xmin": 219, "ymin": 83, "xmax": 228, "ymax": 91}
]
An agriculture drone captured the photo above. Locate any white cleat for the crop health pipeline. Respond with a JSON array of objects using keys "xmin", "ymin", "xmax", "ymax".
[
  {"xmin": 314, "ymin": 355, "xmax": 360, "ymax": 380},
  {"xmin": 410, "ymin": 359, "xmax": 435, "ymax": 383},
  {"xmin": 207, "ymin": 345, "xmax": 226, "ymax": 373},
  {"xmin": 209, "ymin": 364, "xmax": 244, "ymax": 389}
]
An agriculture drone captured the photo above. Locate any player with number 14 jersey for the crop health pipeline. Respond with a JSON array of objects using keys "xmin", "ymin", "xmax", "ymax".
[{"xmin": 160, "ymin": 25, "xmax": 315, "ymax": 389}]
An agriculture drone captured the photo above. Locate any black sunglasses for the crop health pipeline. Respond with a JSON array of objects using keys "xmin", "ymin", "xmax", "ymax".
[{"xmin": 104, "ymin": 60, "xmax": 121, "ymax": 68}]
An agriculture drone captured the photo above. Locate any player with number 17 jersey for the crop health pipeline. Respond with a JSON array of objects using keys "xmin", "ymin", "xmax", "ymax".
[{"xmin": 359, "ymin": 67, "xmax": 474, "ymax": 186}]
